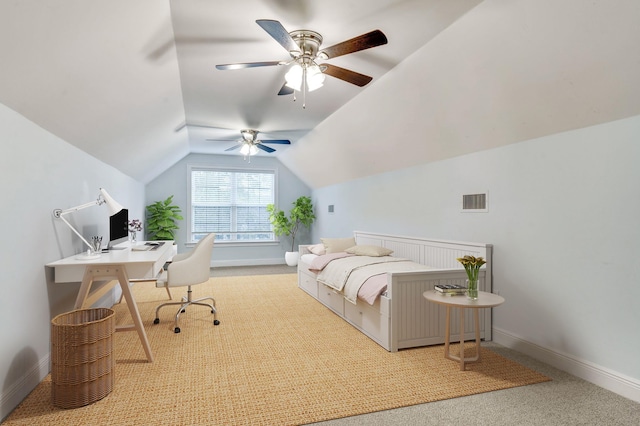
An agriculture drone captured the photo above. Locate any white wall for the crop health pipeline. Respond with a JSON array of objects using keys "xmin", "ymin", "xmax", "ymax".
[
  {"xmin": 145, "ymin": 153, "xmax": 312, "ymax": 266},
  {"xmin": 311, "ymin": 115, "xmax": 640, "ymax": 401},
  {"xmin": 0, "ymin": 103, "xmax": 144, "ymax": 420},
  {"xmin": 280, "ymin": 0, "xmax": 640, "ymax": 191}
]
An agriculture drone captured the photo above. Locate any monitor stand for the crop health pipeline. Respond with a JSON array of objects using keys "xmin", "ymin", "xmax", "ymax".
[{"xmin": 107, "ymin": 236, "xmax": 129, "ymax": 250}]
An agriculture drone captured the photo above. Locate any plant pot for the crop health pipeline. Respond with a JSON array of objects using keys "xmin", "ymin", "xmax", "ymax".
[{"xmin": 285, "ymin": 251, "xmax": 299, "ymax": 267}]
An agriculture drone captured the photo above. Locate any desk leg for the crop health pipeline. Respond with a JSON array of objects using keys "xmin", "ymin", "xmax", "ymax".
[
  {"xmin": 75, "ymin": 265, "xmax": 154, "ymax": 363},
  {"xmin": 73, "ymin": 268, "xmax": 95, "ymax": 309},
  {"xmin": 116, "ymin": 268, "xmax": 154, "ymax": 363}
]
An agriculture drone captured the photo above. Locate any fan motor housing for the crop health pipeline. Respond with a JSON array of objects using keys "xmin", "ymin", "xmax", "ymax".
[{"xmin": 288, "ymin": 30, "xmax": 323, "ymax": 58}]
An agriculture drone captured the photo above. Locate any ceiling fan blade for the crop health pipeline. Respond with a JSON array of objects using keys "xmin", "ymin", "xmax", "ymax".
[
  {"xmin": 148, "ymin": 36, "xmax": 263, "ymax": 62},
  {"xmin": 260, "ymin": 139, "xmax": 291, "ymax": 145},
  {"xmin": 256, "ymin": 144, "xmax": 276, "ymax": 153},
  {"xmin": 216, "ymin": 61, "xmax": 282, "ymax": 70},
  {"xmin": 319, "ymin": 30, "xmax": 388, "ymax": 59},
  {"xmin": 277, "ymin": 83, "xmax": 294, "ymax": 96},
  {"xmin": 256, "ymin": 19, "xmax": 300, "ymax": 54},
  {"xmin": 224, "ymin": 144, "xmax": 242, "ymax": 152},
  {"xmin": 321, "ymin": 64, "xmax": 373, "ymax": 87}
]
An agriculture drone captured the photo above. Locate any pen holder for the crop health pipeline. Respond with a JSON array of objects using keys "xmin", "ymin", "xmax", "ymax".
[{"xmin": 90, "ymin": 236, "xmax": 102, "ymax": 255}]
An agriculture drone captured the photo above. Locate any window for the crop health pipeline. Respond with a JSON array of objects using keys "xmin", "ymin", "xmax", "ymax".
[{"xmin": 189, "ymin": 166, "xmax": 276, "ymax": 243}]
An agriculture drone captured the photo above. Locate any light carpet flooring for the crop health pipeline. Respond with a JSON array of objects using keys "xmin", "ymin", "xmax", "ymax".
[{"xmin": 316, "ymin": 341, "xmax": 640, "ymax": 425}]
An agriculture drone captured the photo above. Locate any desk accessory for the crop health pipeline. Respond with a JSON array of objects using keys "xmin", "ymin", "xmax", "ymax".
[
  {"xmin": 434, "ymin": 284, "xmax": 467, "ymax": 296},
  {"xmin": 53, "ymin": 188, "xmax": 124, "ymax": 254},
  {"xmin": 90, "ymin": 236, "xmax": 102, "ymax": 253}
]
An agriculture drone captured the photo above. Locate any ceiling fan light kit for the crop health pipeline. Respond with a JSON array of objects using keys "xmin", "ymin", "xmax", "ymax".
[
  {"xmin": 239, "ymin": 143, "xmax": 259, "ymax": 157},
  {"xmin": 284, "ymin": 63, "xmax": 325, "ymax": 92}
]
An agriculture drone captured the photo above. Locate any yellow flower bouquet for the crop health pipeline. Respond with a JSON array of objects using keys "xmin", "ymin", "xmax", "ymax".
[{"xmin": 456, "ymin": 255, "xmax": 486, "ymax": 299}]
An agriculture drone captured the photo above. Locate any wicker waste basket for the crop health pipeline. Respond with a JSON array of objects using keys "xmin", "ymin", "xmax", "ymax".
[{"xmin": 50, "ymin": 308, "xmax": 115, "ymax": 409}]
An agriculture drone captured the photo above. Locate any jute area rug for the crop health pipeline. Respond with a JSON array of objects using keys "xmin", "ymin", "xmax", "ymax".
[{"xmin": 4, "ymin": 274, "xmax": 550, "ymax": 425}]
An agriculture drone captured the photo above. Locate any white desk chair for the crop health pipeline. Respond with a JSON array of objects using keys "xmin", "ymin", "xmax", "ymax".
[{"xmin": 153, "ymin": 233, "xmax": 219, "ymax": 333}]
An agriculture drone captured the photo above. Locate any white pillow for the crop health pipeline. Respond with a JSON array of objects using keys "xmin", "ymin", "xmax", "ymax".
[
  {"xmin": 321, "ymin": 237, "xmax": 356, "ymax": 254},
  {"xmin": 307, "ymin": 243, "xmax": 326, "ymax": 255},
  {"xmin": 345, "ymin": 245, "xmax": 393, "ymax": 257}
]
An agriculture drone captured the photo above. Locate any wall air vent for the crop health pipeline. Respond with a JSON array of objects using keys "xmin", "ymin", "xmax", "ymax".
[{"xmin": 461, "ymin": 192, "xmax": 488, "ymax": 213}]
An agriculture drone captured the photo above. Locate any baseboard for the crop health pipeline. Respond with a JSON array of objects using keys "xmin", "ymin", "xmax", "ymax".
[
  {"xmin": 493, "ymin": 327, "xmax": 640, "ymax": 403},
  {"xmin": 1, "ymin": 354, "xmax": 50, "ymax": 422},
  {"xmin": 211, "ymin": 258, "xmax": 286, "ymax": 268}
]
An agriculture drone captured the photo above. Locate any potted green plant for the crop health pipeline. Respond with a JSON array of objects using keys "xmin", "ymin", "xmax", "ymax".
[
  {"xmin": 146, "ymin": 195, "xmax": 183, "ymax": 241},
  {"xmin": 267, "ymin": 195, "xmax": 315, "ymax": 266}
]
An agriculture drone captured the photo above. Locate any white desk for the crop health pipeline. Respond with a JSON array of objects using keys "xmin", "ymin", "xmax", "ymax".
[
  {"xmin": 423, "ymin": 290, "xmax": 505, "ymax": 370},
  {"xmin": 46, "ymin": 241, "xmax": 175, "ymax": 362}
]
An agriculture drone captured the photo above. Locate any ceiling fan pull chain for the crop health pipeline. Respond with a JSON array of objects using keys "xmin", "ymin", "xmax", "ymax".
[{"xmin": 302, "ymin": 66, "xmax": 307, "ymax": 109}]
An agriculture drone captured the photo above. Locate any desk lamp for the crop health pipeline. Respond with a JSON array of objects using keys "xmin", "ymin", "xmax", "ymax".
[{"xmin": 53, "ymin": 188, "xmax": 124, "ymax": 255}]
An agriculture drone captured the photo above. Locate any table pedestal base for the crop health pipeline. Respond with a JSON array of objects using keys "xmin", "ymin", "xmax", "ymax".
[{"xmin": 443, "ymin": 306, "xmax": 481, "ymax": 371}]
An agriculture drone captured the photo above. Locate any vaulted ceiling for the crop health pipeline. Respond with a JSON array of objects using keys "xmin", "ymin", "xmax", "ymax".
[{"xmin": 1, "ymin": 1, "xmax": 638, "ymax": 187}]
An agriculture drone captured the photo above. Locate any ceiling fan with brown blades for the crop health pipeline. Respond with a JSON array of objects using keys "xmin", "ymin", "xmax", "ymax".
[
  {"xmin": 207, "ymin": 129, "xmax": 291, "ymax": 160},
  {"xmin": 216, "ymin": 19, "xmax": 388, "ymax": 105}
]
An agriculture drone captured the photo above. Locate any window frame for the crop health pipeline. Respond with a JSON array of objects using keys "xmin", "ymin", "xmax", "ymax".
[{"xmin": 187, "ymin": 164, "xmax": 279, "ymax": 246}]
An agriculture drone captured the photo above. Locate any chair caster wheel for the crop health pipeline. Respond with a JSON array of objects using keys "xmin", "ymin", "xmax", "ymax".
[
  {"xmin": 174, "ymin": 327, "xmax": 181, "ymax": 333},
  {"xmin": 213, "ymin": 320, "xmax": 220, "ymax": 326},
  {"xmin": 153, "ymin": 318, "xmax": 159, "ymax": 325}
]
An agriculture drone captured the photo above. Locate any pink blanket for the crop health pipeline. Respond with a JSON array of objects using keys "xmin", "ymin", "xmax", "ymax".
[
  {"xmin": 308, "ymin": 252, "xmax": 354, "ymax": 272},
  {"xmin": 309, "ymin": 253, "xmax": 427, "ymax": 305},
  {"xmin": 357, "ymin": 274, "xmax": 389, "ymax": 305}
]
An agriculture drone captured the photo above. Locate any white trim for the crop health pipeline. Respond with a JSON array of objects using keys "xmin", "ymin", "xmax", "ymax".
[
  {"xmin": 493, "ymin": 327, "xmax": 640, "ymax": 403},
  {"xmin": 185, "ymin": 241, "xmax": 280, "ymax": 248},
  {"xmin": 210, "ymin": 258, "xmax": 285, "ymax": 268},
  {"xmin": 1, "ymin": 354, "xmax": 50, "ymax": 422}
]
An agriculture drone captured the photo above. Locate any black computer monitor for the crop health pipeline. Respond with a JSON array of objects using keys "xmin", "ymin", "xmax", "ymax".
[{"xmin": 108, "ymin": 208, "xmax": 129, "ymax": 249}]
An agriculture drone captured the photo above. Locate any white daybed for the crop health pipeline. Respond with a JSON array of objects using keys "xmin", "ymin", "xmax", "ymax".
[{"xmin": 297, "ymin": 231, "xmax": 493, "ymax": 352}]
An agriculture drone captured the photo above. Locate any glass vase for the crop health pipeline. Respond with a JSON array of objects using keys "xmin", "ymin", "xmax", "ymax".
[
  {"xmin": 466, "ymin": 279, "xmax": 478, "ymax": 300},
  {"xmin": 130, "ymin": 230, "xmax": 137, "ymax": 244}
]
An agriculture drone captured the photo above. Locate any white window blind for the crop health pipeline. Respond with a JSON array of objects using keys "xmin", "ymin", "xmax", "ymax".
[{"xmin": 189, "ymin": 167, "xmax": 275, "ymax": 242}]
